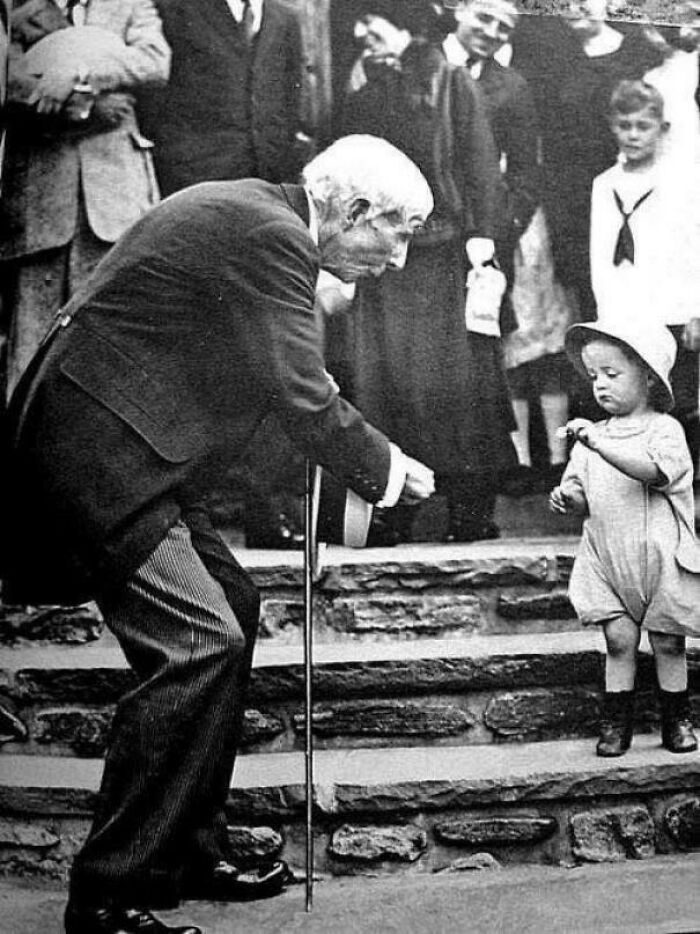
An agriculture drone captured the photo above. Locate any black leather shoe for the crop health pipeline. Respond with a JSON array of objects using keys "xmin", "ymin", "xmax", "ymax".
[
  {"xmin": 185, "ymin": 859, "xmax": 289, "ymax": 901},
  {"xmin": 65, "ymin": 903, "xmax": 201, "ymax": 934},
  {"xmin": 596, "ymin": 691, "xmax": 634, "ymax": 757},
  {"xmin": 660, "ymin": 689, "xmax": 699, "ymax": 753}
]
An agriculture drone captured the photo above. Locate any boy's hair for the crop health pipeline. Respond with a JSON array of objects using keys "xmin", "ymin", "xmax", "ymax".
[
  {"xmin": 578, "ymin": 331, "xmax": 667, "ymax": 412},
  {"xmin": 609, "ymin": 80, "xmax": 665, "ymax": 121}
]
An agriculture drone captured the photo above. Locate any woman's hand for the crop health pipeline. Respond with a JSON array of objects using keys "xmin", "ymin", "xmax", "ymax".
[{"xmin": 27, "ymin": 65, "xmax": 79, "ymax": 114}]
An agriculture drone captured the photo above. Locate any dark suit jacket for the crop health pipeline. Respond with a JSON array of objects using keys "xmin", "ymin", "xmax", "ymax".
[
  {"xmin": 2, "ymin": 181, "xmax": 392, "ymax": 604},
  {"xmin": 475, "ymin": 57, "xmax": 539, "ymax": 240},
  {"xmin": 141, "ymin": 0, "xmax": 305, "ymax": 193}
]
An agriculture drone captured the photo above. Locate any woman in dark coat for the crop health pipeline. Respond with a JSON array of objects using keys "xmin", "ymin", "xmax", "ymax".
[
  {"xmin": 342, "ymin": 0, "xmax": 516, "ymax": 542},
  {"xmin": 511, "ymin": 3, "xmax": 662, "ymax": 321}
]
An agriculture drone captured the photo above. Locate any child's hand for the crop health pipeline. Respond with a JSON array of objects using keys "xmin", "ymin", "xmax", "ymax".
[
  {"xmin": 549, "ymin": 482, "xmax": 586, "ymax": 515},
  {"xmin": 560, "ymin": 418, "xmax": 599, "ymax": 450}
]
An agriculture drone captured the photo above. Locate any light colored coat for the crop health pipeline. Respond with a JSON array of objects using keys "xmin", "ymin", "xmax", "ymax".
[{"xmin": 0, "ymin": 0, "xmax": 170, "ymax": 260}]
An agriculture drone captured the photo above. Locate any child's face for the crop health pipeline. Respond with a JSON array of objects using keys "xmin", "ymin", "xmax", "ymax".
[
  {"xmin": 611, "ymin": 106, "xmax": 667, "ymax": 167},
  {"xmin": 581, "ymin": 339, "xmax": 652, "ymax": 417}
]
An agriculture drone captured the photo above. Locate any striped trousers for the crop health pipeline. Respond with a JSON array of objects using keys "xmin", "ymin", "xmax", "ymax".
[{"xmin": 69, "ymin": 511, "xmax": 260, "ymax": 908}]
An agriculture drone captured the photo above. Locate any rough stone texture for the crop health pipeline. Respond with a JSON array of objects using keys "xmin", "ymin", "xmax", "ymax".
[
  {"xmin": 328, "ymin": 824, "xmax": 427, "ymax": 863},
  {"xmin": 437, "ymin": 853, "xmax": 502, "ymax": 873},
  {"xmin": 225, "ymin": 786, "xmax": 304, "ymax": 821},
  {"xmin": 10, "ymin": 669, "xmax": 134, "ymax": 705},
  {"xmin": 570, "ymin": 807, "xmax": 656, "ymax": 863},
  {"xmin": 615, "ymin": 808, "xmax": 657, "ymax": 859},
  {"xmin": 332, "ymin": 760, "xmax": 700, "ymax": 816},
  {"xmin": 484, "ymin": 689, "xmax": 600, "ymax": 739},
  {"xmin": 434, "ymin": 815, "xmax": 557, "ymax": 846},
  {"xmin": 294, "ymin": 700, "xmax": 476, "ymax": 738},
  {"xmin": 259, "ymin": 599, "xmax": 308, "ymax": 641},
  {"xmin": 331, "ymin": 595, "xmax": 483, "ymax": 637},
  {"xmin": 248, "ymin": 651, "xmax": 603, "ymax": 704},
  {"xmin": 0, "ymin": 816, "xmax": 87, "ymax": 880},
  {"xmin": 497, "ymin": 590, "xmax": 576, "ymax": 621},
  {"xmin": 0, "ymin": 604, "xmax": 102, "ymax": 646},
  {"xmin": 34, "ymin": 708, "xmax": 113, "ymax": 757},
  {"xmin": 664, "ymin": 797, "xmax": 700, "ymax": 849},
  {"xmin": 0, "ymin": 819, "xmax": 59, "ymax": 849},
  {"xmin": 239, "ymin": 709, "xmax": 285, "ymax": 747},
  {"xmin": 520, "ymin": 1, "xmax": 683, "ymax": 21},
  {"xmin": 315, "ymin": 555, "xmax": 557, "ymax": 595},
  {"xmin": 0, "ymin": 786, "xmax": 97, "ymax": 818},
  {"xmin": 0, "ymin": 698, "xmax": 29, "ymax": 744},
  {"xmin": 226, "ymin": 826, "xmax": 284, "ymax": 866}
]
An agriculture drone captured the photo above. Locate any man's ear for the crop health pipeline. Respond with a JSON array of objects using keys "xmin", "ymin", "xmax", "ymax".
[{"xmin": 347, "ymin": 198, "xmax": 372, "ymax": 226}]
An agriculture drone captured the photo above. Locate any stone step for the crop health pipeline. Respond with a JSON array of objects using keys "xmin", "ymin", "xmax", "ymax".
[
  {"xmin": 2, "ymin": 736, "xmax": 699, "ymax": 881},
  {"xmin": 1, "ymin": 538, "xmax": 581, "ymax": 648},
  {"xmin": 3, "ymin": 632, "xmax": 698, "ymax": 758}
]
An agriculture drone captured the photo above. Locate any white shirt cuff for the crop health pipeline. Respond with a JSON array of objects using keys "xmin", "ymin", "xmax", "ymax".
[
  {"xmin": 466, "ymin": 237, "xmax": 495, "ymax": 267},
  {"xmin": 377, "ymin": 443, "xmax": 407, "ymax": 508}
]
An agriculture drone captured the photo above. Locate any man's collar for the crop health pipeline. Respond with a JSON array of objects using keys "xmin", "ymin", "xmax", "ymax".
[
  {"xmin": 304, "ymin": 188, "xmax": 319, "ymax": 245},
  {"xmin": 443, "ymin": 33, "xmax": 468, "ymax": 67},
  {"xmin": 443, "ymin": 33, "xmax": 484, "ymax": 77},
  {"xmin": 225, "ymin": 0, "xmax": 263, "ymax": 31}
]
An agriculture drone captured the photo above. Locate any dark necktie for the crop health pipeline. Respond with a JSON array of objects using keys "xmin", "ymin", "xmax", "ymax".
[{"xmin": 612, "ymin": 188, "xmax": 653, "ymax": 266}]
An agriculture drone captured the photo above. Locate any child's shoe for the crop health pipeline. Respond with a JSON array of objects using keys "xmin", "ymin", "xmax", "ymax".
[
  {"xmin": 659, "ymin": 689, "xmax": 698, "ymax": 753},
  {"xmin": 596, "ymin": 691, "xmax": 634, "ymax": 757}
]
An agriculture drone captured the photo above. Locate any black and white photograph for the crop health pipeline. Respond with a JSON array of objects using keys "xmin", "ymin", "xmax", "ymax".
[{"xmin": 0, "ymin": 1, "xmax": 699, "ymax": 931}]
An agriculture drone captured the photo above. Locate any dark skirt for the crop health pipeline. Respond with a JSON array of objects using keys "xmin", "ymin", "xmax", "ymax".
[{"xmin": 349, "ymin": 238, "xmax": 516, "ymax": 477}]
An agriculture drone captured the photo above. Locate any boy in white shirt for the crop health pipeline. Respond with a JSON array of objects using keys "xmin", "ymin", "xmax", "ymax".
[{"xmin": 590, "ymin": 79, "xmax": 700, "ymax": 472}]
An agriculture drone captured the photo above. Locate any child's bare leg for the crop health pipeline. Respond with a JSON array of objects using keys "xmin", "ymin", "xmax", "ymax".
[
  {"xmin": 510, "ymin": 397, "xmax": 531, "ymax": 467},
  {"xmin": 541, "ymin": 391, "xmax": 569, "ymax": 466},
  {"xmin": 648, "ymin": 632, "xmax": 687, "ymax": 691},
  {"xmin": 603, "ymin": 615, "xmax": 640, "ymax": 691}
]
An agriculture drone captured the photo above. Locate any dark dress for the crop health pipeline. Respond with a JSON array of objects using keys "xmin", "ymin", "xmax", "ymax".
[
  {"xmin": 342, "ymin": 42, "xmax": 516, "ymax": 537},
  {"xmin": 512, "ymin": 18, "xmax": 661, "ymax": 318}
]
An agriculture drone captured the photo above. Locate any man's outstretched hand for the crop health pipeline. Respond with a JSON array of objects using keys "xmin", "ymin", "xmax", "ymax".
[{"xmin": 400, "ymin": 456, "xmax": 435, "ymax": 504}]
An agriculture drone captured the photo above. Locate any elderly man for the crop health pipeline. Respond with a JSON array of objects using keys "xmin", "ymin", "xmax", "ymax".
[{"xmin": 1, "ymin": 135, "xmax": 434, "ymax": 934}]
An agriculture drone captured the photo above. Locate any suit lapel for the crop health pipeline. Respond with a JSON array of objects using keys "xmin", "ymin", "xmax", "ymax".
[
  {"xmin": 280, "ymin": 183, "xmax": 310, "ymax": 227},
  {"xmin": 200, "ymin": 0, "xmax": 244, "ymax": 46}
]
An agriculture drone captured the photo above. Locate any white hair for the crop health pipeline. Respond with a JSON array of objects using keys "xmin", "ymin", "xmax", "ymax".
[{"xmin": 302, "ymin": 135, "xmax": 433, "ymax": 222}]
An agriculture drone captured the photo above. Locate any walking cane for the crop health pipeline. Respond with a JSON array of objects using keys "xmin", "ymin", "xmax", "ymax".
[{"xmin": 303, "ymin": 457, "xmax": 316, "ymax": 911}]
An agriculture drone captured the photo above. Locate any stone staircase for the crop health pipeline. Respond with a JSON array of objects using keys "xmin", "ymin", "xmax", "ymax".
[{"xmin": 1, "ymin": 535, "xmax": 699, "ymax": 883}]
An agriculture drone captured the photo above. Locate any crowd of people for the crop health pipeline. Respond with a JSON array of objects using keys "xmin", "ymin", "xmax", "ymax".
[
  {"xmin": 1, "ymin": 0, "xmax": 699, "ymax": 548},
  {"xmin": 1, "ymin": 3, "xmax": 699, "ymax": 932}
]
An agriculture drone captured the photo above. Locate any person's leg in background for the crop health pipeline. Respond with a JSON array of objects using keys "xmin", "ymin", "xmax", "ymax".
[{"xmin": 669, "ymin": 325, "xmax": 700, "ymax": 484}]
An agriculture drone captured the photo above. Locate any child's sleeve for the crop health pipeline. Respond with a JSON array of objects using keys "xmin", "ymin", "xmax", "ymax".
[
  {"xmin": 646, "ymin": 416, "xmax": 693, "ymax": 490},
  {"xmin": 560, "ymin": 442, "xmax": 587, "ymax": 500}
]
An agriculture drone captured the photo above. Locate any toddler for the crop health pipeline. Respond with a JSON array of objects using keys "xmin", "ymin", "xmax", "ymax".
[{"xmin": 550, "ymin": 318, "xmax": 699, "ymax": 756}]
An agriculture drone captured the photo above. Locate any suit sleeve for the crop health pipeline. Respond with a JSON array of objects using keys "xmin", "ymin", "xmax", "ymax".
[
  {"xmin": 212, "ymin": 218, "xmax": 394, "ymax": 504},
  {"xmin": 502, "ymin": 73, "xmax": 540, "ymax": 235},
  {"xmin": 451, "ymin": 68, "xmax": 502, "ymax": 240},
  {"xmin": 87, "ymin": 0, "xmax": 170, "ymax": 93}
]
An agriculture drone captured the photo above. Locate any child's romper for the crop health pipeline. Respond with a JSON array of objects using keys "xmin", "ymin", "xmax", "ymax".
[{"xmin": 565, "ymin": 413, "xmax": 700, "ymax": 636}]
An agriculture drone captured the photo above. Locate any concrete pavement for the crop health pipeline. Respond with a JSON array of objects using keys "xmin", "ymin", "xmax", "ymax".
[{"xmin": 2, "ymin": 853, "xmax": 699, "ymax": 934}]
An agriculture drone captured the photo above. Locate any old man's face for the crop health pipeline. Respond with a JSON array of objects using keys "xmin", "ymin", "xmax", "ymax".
[{"xmin": 320, "ymin": 205, "xmax": 425, "ymax": 283}]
